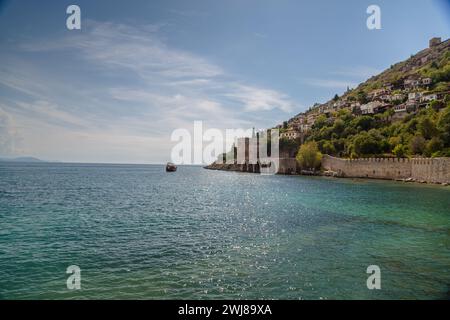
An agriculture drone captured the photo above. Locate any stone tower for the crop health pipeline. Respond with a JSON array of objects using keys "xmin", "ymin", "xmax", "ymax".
[{"xmin": 429, "ymin": 37, "xmax": 441, "ymax": 48}]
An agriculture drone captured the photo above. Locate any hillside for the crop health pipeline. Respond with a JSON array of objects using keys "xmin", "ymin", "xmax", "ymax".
[
  {"xmin": 344, "ymin": 38, "xmax": 450, "ymax": 102},
  {"xmin": 278, "ymin": 37, "xmax": 450, "ymax": 159}
]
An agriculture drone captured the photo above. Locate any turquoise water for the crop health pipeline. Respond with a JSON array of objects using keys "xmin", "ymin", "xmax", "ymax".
[{"xmin": 0, "ymin": 162, "xmax": 449, "ymax": 300}]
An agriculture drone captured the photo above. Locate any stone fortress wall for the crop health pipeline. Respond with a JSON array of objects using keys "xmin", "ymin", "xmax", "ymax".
[{"xmin": 322, "ymin": 155, "xmax": 450, "ymax": 184}]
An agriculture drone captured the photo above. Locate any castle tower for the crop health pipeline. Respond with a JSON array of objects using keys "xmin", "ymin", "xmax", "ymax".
[{"xmin": 429, "ymin": 37, "xmax": 441, "ymax": 48}]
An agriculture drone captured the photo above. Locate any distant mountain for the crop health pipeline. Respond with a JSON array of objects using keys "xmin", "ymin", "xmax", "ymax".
[{"xmin": 0, "ymin": 156, "xmax": 44, "ymax": 163}]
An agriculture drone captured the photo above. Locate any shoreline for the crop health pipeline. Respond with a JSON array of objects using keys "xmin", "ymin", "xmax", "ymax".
[{"xmin": 204, "ymin": 160, "xmax": 450, "ymax": 187}]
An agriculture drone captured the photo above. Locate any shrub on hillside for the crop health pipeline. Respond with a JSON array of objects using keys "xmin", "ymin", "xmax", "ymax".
[{"xmin": 296, "ymin": 141, "xmax": 322, "ymax": 170}]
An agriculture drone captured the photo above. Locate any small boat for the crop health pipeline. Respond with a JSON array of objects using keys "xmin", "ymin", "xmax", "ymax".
[{"xmin": 166, "ymin": 162, "xmax": 177, "ymax": 172}]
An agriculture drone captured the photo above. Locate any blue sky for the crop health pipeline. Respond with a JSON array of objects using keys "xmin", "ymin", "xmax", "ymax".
[{"xmin": 0, "ymin": 0, "xmax": 449, "ymax": 163}]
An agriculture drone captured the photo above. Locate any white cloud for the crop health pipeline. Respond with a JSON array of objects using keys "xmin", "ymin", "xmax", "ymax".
[
  {"xmin": 108, "ymin": 87, "xmax": 250, "ymax": 129},
  {"xmin": 23, "ymin": 20, "xmax": 223, "ymax": 80},
  {"xmin": 14, "ymin": 100, "xmax": 91, "ymax": 129},
  {"xmin": 225, "ymin": 85, "xmax": 294, "ymax": 113},
  {"xmin": 1, "ymin": 20, "xmax": 298, "ymax": 162},
  {"xmin": 21, "ymin": 20, "xmax": 296, "ymax": 114}
]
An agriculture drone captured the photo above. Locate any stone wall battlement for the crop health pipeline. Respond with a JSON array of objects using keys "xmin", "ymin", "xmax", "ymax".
[{"xmin": 322, "ymin": 155, "xmax": 450, "ymax": 184}]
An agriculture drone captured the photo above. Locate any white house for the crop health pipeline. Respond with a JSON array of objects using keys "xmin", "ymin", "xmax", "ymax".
[
  {"xmin": 422, "ymin": 78, "xmax": 432, "ymax": 86},
  {"xmin": 369, "ymin": 89, "xmax": 388, "ymax": 99},
  {"xmin": 390, "ymin": 93, "xmax": 406, "ymax": 101},
  {"xmin": 404, "ymin": 79, "xmax": 420, "ymax": 89},
  {"xmin": 421, "ymin": 93, "xmax": 438, "ymax": 102},
  {"xmin": 281, "ymin": 129, "xmax": 300, "ymax": 140},
  {"xmin": 408, "ymin": 92, "xmax": 423, "ymax": 100},
  {"xmin": 394, "ymin": 104, "xmax": 407, "ymax": 113},
  {"xmin": 360, "ymin": 101, "xmax": 383, "ymax": 115}
]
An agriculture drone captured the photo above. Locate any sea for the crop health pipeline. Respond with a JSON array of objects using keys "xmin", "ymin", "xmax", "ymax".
[{"xmin": 0, "ymin": 162, "xmax": 449, "ymax": 299}]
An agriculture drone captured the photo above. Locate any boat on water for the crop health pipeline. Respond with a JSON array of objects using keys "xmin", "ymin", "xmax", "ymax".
[{"xmin": 166, "ymin": 162, "xmax": 177, "ymax": 172}]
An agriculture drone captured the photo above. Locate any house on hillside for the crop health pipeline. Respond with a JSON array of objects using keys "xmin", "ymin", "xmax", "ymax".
[
  {"xmin": 389, "ymin": 93, "xmax": 406, "ymax": 102},
  {"xmin": 406, "ymin": 100, "xmax": 419, "ymax": 112},
  {"xmin": 404, "ymin": 78, "xmax": 421, "ymax": 90},
  {"xmin": 408, "ymin": 92, "xmax": 423, "ymax": 101},
  {"xmin": 421, "ymin": 93, "xmax": 438, "ymax": 102},
  {"xmin": 379, "ymin": 94, "xmax": 391, "ymax": 102},
  {"xmin": 394, "ymin": 104, "xmax": 407, "ymax": 113},
  {"xmin": 300, "ymin": 124, "xmax": 311, "ymax": 132},
  {"xmin": 392, "ymin": 104, "xmax": 409, "ymax": 120},
  {"xmin": 422, "ymin": 78, "xmax": 432, "ymax": 86},
  {"xmin": 384, "ymin": 83, "xmax": 394, "ymax": 91},
  {"xmin": 292, "ymin": 114, "xmax": 306, "ymax": 124},
  {"xmin": 307, "ymin": 113, "xmax": 318, "ymax": 125},
  {"xmin": 360, "ymin": 101, "xmax": 383, "ymax": 115},
  {"xmin": 281, "ymin": 129, "xmax": 300, "ymax": 140},
  {"xmin": 368, "ymin": 88, "xmax": 388, "ymax": 100}
]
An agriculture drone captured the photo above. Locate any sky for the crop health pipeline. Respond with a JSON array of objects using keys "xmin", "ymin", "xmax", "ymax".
[{"xmin": 0, "ymin": 0, "xmax": 449, "ymax": 163}]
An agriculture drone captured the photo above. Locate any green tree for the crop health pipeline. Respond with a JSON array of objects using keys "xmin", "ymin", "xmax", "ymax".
[
  {"xmin": 393, "ymin": 144, "xmax": 408, "ymax": 158},
  {"xmin": 385, "ymin": 108, "xmax": 395, "ymax": 117},
  {"xmin": 388, "ymin": 136, "xmax": 401, "ymax": 149},
  {"xmin": 429, "ymin": 100, "xmax": 444, "ymax": 111},
  {"xmin": 409, "ymin": 135, "xmax": 426, "ymax": 155},
  {"xmin": 321, "ymin": 140, "xmax": 336, "ymax": 155},
  {"xmin": 356, "ymin": 90, "xmax": 368, "ymax": 104},
  {"xmin": 352, "ymin": 116, "xmax": 375, "ymax": 132},
  {"xmin": 437, "ymin": 105, "xmax": 450, "ymax": 146},
  {"xmin": 425, "ymin": 137, "xmax": 443, "ymax": 157},
  {"xmin": 296, "ymin": 141, "xmax": 323, "ymax": 170},
  {"xmin": 353, "ymin": 132, "xmax": 382, "ymax": 155},
  {"xmin": 418, "ymin": 117, "xmax": 438, "ymax": 139},
  {"xmin": 331, "ymin": 119, "xmax": 345, "ymax": 136},
  {"xmin": 313, "ymin": 115, "xmax": 328, "ymax": 130}
]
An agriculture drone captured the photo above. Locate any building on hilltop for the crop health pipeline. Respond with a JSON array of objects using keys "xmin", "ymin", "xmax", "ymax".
[{"xmin": 429, "ymin": 37, "xmax": 441, "ymax": 48}]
